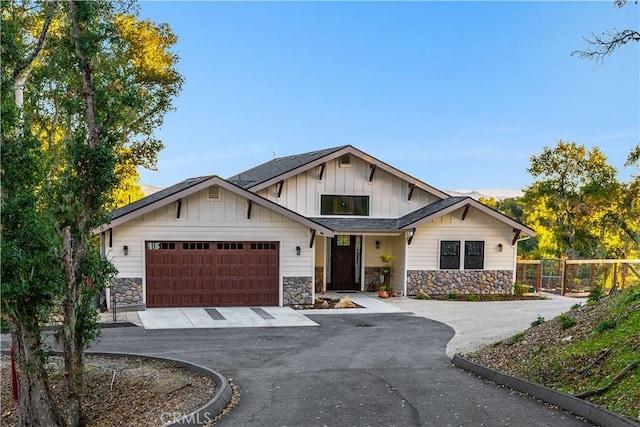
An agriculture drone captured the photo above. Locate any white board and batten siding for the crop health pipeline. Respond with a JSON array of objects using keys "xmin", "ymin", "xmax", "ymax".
[
  {"xmin": 407, "ymin": 207, "xmax": 517, "ymax": 271},
  {"xmin": 107, "ymin": 186, "xmax": 314, "ymax": 280},
  {"xmin": 257, "ymin": 155, "xmax": 440, "ymax": 218}
]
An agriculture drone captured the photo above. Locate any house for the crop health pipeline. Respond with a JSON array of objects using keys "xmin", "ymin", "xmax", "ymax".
[{"xmin": 100, "ymin": 145, "xmax": 534, "ymax": 309}]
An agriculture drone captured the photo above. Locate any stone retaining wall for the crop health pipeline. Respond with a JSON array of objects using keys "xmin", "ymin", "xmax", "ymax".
[
  {"xmin": 112, "ymin": 278, "xmax": 143, "ymax": 306},
  {"xmin": 283, "ymin": 276, "xmax": 313, "ymax": 306},
  {"xmin": 407, "ymin": 270, "xmax": 513, "ymax": 295}
]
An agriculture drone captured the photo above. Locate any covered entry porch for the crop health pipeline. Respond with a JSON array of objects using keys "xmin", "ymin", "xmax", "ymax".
[{"xmin": 314, "ymin": 233, "xmax": 409, "ymax": 295}]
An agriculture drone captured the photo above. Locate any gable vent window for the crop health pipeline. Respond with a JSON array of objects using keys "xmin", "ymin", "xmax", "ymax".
[
  {"xmin": 339, "ymin": 154, "xmax": 351, "ymax": 167},
  {"xmin": 208, "ymin": 185, "xmax": 220, "ymax": 199}
]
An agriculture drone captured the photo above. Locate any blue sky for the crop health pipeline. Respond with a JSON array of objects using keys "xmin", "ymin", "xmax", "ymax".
[{"xmin": 137, "ymin": 1, "xmax": 639, "ymax": 192}]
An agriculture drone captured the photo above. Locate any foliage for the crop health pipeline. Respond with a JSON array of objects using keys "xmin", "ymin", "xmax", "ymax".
[
  {"xmin": 571, "ymin": 303, "xmax": 582, "ymax": 310},
  {"xmin": 2, "ymin": 1, "xmax": 182, "ymax": 425},
  {"xmin": 531, "ymin": 315, "xmax": 546, "ymax": 327},
  {"xmin": 595, "ymin": 319, "xmax": 617, "ymax": 333},
  {"xmin": 380, "ymin": 254, "xmax": 393, "ymax": 263},
  {"xmin": 465, "ymin": 294, "xmax": 481, "ymax": 302},
  {"xmin": 558, "ymin": 314, "xmax": 577, "ymax": 330},
  {"xmin": 448, "ymin": 293, "xmax": 457, "ymax": 300},
  {"xmin": 513, "ymin": 282, "xmax": 527, "ymax": 296},
  {"xmin": 588, "ymin": 283, "xmax": 605, "ymax": 304}
]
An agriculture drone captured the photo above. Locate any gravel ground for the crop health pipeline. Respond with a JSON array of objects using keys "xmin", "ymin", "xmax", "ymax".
[
  {"xmin": 1, "ymin": 354, "xmax": 217, "ymax": 426},
  {"xmin": 383, "ymin": 293, "xmax": 586, "ymax": 356}
]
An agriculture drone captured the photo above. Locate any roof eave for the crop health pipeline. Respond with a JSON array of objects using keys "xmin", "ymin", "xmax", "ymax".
[
  {"xmin": 401, "ymin": 198, "xmax": 536, "ymax": 237},
  {"xmin": 247, "ymin": 145, "xmax": 451, "ymax": 200}
]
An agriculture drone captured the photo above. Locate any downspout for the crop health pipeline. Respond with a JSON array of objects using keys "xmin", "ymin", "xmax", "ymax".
[{"xmin": 512, "ymin": 235, "xmax": 532, "ymax": 284}]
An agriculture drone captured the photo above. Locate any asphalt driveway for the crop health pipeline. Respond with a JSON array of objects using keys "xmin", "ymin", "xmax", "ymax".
[{"xmin": 86, "ymin": 312, "xmax": 592, "ymax": 426}]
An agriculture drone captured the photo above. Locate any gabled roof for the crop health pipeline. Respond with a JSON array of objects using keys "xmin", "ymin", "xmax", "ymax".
[
  {"xmin": 101, "ymin": 176, "xmax": 335, "ymax": 236},
  {"xmin": 108, "ymin": 175, "xmax": 215, "ymax": 223},
  {"xmin": 308, "ymin": 197, "xmax": 534, "ymax": 237},
  {"xmin": 228, "ymin": 146, "xmax": 348, "ymax": 189},
  {"xmin": 228, "ymin": 145, "xmax": 451, "ymax": 199},
  {"xmin": 399, "ymin": 196, "xmax": 535, "ymax": 237}
]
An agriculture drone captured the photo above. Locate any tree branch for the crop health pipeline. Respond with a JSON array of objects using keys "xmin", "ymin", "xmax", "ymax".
[
  {"xmin": 574, "ymin": 359, "xmax": 640, "ymax": 399},
  {"xmin": 12, "ymin": 1, "xmax": 59, "ymax": 81},
  {"xmin": 68, "ymin": 0, "xmax": 100, "ymax": 147}
]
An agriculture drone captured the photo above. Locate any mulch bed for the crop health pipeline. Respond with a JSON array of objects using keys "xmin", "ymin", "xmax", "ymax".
[{"xmin": 1, "ymin": 355, "xmax": 217, "ymax": 426}]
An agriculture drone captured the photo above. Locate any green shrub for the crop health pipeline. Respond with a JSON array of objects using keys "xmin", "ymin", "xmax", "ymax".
[
  {"xmin": 448, "ymin": 293, "xmax": 457, "ymax": 300},
  {"xmin": 504, "ymin": 332, "xmax": 525, "ymax": 346},
  {"xmin": 0, "ymin": 318, "xmax": 8, "ymax": 333},
  {"xmin": 587, "ymin": 283, "xmax": 604, "ymax": 304},
  {"xmin": 571, "ymin": 303, "xmax": 582, "ymax": 310},
  {"xmin": 531, "ymin": 315, "xmax": 545, "ymax": 327},
  {"xmin": 465, "ymin": 294, "xmax": 481, "ymax": 302},
  {"xmin": 595, "ymin": 319, "xmax": 617, "ymax": 333},
  {"xmin": 513, "ymin": 282, "xmax": 527, "ymax": 296},
  {"xmin": 558, "ymin": 314, "xmax": 577, "ymax": 330}
]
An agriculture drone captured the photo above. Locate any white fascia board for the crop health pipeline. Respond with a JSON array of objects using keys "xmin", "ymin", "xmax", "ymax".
[
  {"xmin": 248, "ymin": 145, "xmax": 451, "ymax": 200},
  {"xmin": 402, "ymin": 199, "xmax": 536, "ymax": 237}
]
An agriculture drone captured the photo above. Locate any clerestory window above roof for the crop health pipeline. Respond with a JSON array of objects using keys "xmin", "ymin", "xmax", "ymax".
[{"xmin": 321, "ymin": 195, "xmax": 369, "ymax": 216}]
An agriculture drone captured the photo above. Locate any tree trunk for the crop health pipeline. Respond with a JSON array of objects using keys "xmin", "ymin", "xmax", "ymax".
[
  {"xmin": 9, "ymin": 318, "xmax": 65, "ymax": 427},
  {"xmin": 61, "ymin": 226, "xmax": 86, "ymax": 427}
]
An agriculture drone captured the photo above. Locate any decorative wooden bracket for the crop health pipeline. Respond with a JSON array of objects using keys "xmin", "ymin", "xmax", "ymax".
[
  {"xmin": 277, "ymin": 180, "xmax": 284, "ymax": 198},
  {"xmin": 512, "ymin": 228, "xmax": 521, "ymax": 245},
  {"xmin": 108, "ymin": 228, "xmax": 113, "ymax": 248},
  {"xmin": 310, "ymin": 229, "xmax": 316, "ymax": 248},
  {"xmin": 461, "ymin": 204, "xmax": 470, "ymax": 221},
  {"xmin": 247, "ymin": 200, "xmax": 253, "ymax": 220},
  {"xmin": 408, "ymin": 228, "xmax": 416, "ymax": 245},
  {"xmin": 176, "ymin": 198, "xmax": 182, "ymax": 219},
  {"xmin": 369, "ymin": 164, "xmax": 377, "ymax": 183},
  {"xmin": 318, "ymin": 162, "xmax": 326, "ymax": 181},
  {"xmin": 408, "ymin": 183, "xmax": 416, "ymax": 201}
]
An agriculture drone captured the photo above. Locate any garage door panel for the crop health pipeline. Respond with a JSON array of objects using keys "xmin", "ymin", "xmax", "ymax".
[{"xmin": 145, "ymin": 241, "xmax": 279, "ymax": 307}]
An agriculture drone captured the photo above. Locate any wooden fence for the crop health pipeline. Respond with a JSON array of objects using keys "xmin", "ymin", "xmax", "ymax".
[{"xmin": 516, "ymin": 259, "xmax": 640, "ymax": 296}]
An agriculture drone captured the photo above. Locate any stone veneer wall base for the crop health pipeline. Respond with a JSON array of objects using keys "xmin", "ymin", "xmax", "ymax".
[
  {"xmin": 112, "ymin": 278, "xmax": 144, "ymax": 307},
  {"xmin": 407, "ymin": 270, "xmax": 513, "ymax": 295},
  {"xmin": 283, "ymin": 276, "xmax": 313, "ymax": 306}
]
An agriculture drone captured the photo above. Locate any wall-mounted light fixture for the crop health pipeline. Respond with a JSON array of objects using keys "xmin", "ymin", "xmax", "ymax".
[
  {"xmin": 497, "ymin": 243, "xmax": 503, "ymax": 252},
  {"xmin": 123, "ymin": 245, "xmax": 129, "ymax": 256},
  {"xmin": 296, "ymin": 246, "xmax": 301, "ymax": 256},
  {"xmin": 375, "ymin": 240, "xmax": 380, "ymax": 249}
]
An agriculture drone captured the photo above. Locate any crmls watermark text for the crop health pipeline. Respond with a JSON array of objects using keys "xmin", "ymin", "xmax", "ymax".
[{"xmin": 160, "ymin": 411, "xmax": 213, "ymax": 425}]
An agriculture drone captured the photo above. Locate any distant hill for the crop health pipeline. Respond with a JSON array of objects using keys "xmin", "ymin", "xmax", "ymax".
[
  {"xmin": 447, "ymin": 189, "xmax": 523, "ymax": 201},
  {"xmin": 139, "ymin": 184, "xmax": 522, "ymax": 201},
  {"xmin": 140, "ymin": 185, "xmax": 163, "ymax": 196}
]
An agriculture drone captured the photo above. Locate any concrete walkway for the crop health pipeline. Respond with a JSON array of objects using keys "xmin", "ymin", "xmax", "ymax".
[{"xmin": 383, "ymin": 293, "xmax": 586, "ymax": 357}]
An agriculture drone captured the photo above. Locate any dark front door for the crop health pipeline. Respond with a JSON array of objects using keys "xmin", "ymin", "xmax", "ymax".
[{"xmin": 330, "ymin": 235, "xmax": 358, "ymax": 290}]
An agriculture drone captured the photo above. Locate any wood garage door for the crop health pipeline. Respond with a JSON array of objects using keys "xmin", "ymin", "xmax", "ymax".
[{"xmin": 145, "ymin": 241, "xmax": 279, "ymax": 307}]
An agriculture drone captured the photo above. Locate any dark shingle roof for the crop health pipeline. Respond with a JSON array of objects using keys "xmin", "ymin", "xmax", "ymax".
[
  {"xmin": 307, "ymin": 217, "xmax": 400, "ymax": 231},
  {"xmin": 227, "ymin": 145, "xmax": 348, "ymax": 188},
  {"xmin": 109, "ymin": 175, "xmax": 215, "ymax": 221},
  {"xmin": 398, "ymin": 196, "xmax": 469, "ymax": 228}
]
